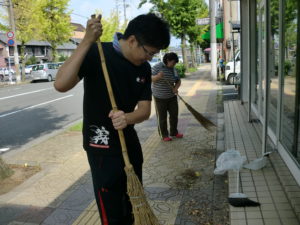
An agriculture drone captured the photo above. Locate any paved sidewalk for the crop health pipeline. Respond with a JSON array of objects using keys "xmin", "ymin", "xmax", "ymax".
[
  {"xmin": 0, "ymin": 64, "xmax": 228, "ymax": 225},
  {"xmin": 225, "ymin": 101, "xmax": 300, "ymax": 225}
]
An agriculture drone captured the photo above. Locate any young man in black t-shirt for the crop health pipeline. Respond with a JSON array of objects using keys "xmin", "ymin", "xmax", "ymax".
[{"xmin": 54, "ymin": 13, "xmax": 170, "ymax": 225}]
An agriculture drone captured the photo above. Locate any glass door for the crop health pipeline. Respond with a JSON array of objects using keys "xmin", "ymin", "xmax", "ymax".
[{"xmin": 280, "ymin": 0, "xmax": 298, "ymax": 161}]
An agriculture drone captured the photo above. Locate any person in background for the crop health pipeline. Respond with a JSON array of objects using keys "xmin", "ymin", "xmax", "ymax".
[
  {"xmin": 54, "ymin": 13, "xmax": 170, "ymax": 225},
  {"xmin": 219, "ymin": 56, "xmax": 225, "ymax": 74},
  {"xmin": 151, "ymin": 52, "xmax": 183, "ymax": 141}
]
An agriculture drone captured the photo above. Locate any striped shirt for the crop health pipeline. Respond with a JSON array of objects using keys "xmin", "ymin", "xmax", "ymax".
[{"xmin": 151, "ymin": 62, "xmax": 180, "ymax": 99}]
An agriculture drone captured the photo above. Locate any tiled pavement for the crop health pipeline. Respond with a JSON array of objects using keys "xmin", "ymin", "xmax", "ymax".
[
  {"xmin": 1, "ymin": 64, "xmax": 299, "ymax": 225},
  {"xmin": 225, "ymin": 100, "xmax": 300, "ymax": 225}
]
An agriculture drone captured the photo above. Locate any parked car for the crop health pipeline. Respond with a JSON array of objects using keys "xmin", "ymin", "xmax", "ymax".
[
  {"xmin": 31, "ymin": 63, "xmax": 59, "ymax": 82},
  {"xmin": 148, "ymin": 57, "xmax": 161, "ymax": 67},
  {"xmin": 225, "ymin": 51, "xmax": 240, "ymax": 84},
  {"xmin": 0, "ymin": 68, "xmax": 16, "ymax": 81},
  {"xmin": 57, "ymin": 62, "xmax": 64, "ymax": 67},
  {"xmin": 0, "ymin": 68, "xmax": 4, "ymax": 81},
  {"xmin": 25, "ymin": 65, "xmax": 34, "ymax": 74}
]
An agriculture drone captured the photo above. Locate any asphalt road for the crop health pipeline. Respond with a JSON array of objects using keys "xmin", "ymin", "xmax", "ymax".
[{"xmin": 0, "ymin": 81, "xmax": 83, "ymax": 153}]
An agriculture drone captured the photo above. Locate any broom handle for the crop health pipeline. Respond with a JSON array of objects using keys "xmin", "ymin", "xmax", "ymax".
[
  {"xmin": 96, "ymin": 40, "xmax": 132, "ymax": 168},
  {"xmin": 236, "ymin": 170, "xmax": 240, "ymax": 193}
]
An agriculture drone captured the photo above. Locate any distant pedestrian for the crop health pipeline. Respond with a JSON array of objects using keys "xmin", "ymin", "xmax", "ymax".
[
  {"xmin": 151, "ymin": 52, "xmax": 183, "ymax": 141},
  {"xmin": 54, "ymin": 13, "xmax": 170, "ymax": 225},
  {"xmin": 219, "ymin": 56, "xmax": 225, "ymax": 74}
]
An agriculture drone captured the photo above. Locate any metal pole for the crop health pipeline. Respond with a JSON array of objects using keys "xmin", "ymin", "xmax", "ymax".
[
  {"xmin": 232, "ymin": 31, "xmax": 236, "ymax": 74},
  {"xmin": 123, "ymin": 0, "xmax": 127, "ymax": 22},
  {"xmin": 262, "ymin": 0, "xmax": 270, "ymax": 156},
  {"xmin": 8, "ymin": 0, "xmax": 20, "ymax": 82},
  {"xmin": 210, "ymin": 0, "xmax": 217, "ymax": 80}
]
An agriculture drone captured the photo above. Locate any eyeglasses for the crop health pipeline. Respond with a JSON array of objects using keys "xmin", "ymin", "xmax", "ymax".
[{"xmin": 140, "ymin": 44, "xmax": 158, "ymax": 57}]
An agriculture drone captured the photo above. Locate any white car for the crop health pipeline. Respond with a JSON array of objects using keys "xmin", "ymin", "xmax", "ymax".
[
  {"xmin": 31, "ymin": 63, "xmax": 59, "ymax": 82},
  {"xmin": 225, "ymin": 51, "xmax": 240, "ymax": 85},
  {"xmin": 25, "ymin": 65, "xmax": 34, "ymax": 74},
  {"xmin": 148, "ymin": 58, "xmax": 161, "ymax": 67},
  {"xmin": 0, "ymin": 68, "xmax": 15, "ymax": 81}
]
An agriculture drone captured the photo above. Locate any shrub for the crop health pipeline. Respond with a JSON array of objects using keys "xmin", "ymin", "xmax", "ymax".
[
  {"xmin": 175, "ymin": 63, "xmax": 186, "ymax": 78},
  {"xmin": 284, "ymin": 60, "xmax": 292, "ymax": 75},
  {"xmin": 58, "ymin": 55, "xmax": 69, "ymax": 62},
  {"xmin": 26, "ymin": 56, "xmax": 37, "ymax": 65}
]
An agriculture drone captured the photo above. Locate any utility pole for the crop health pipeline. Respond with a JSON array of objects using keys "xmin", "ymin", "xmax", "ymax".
[
  {"xmin": 210, "ymin": 0, "xmax": 217, "ymax": 80},
  {"xmin": 123, "ymin": 0, "xmax": 127, "ymax": 22},
  {"xmin": 8, "ymin": 0, "xmax": 20, "ymax": 82}
]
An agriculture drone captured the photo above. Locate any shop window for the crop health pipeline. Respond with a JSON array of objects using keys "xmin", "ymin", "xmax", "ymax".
[
  {"xmin": 280, "ymin": 0, "xmax": 298, "ymax": 161},
  {"xmin": 268, "ymin": 0, "xmax": 280, "ymax": 133}
]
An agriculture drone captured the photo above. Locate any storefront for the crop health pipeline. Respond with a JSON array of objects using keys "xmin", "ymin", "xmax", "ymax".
[{"xmin": 239, "ymin": 0, "xmax": 299, "ymax": 183}]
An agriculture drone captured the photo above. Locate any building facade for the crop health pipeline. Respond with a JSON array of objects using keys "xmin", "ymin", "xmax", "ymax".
[
  {"xmin": 0, "ymin": 22, "xmax": 85, "ymax": 68},
  {"xmin": 239, "ymin": 0, "xmax": 299, "ymax": 184}
]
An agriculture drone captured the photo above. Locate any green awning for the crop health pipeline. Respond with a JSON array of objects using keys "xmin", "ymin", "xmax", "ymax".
[{"xmin": 201, "ymin": 22, "xmax": 224, "ymax": 40}]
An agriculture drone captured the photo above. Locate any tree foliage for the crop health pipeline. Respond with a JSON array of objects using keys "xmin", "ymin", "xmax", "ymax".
[
  {"xmin": 40, "ymin": 0, "xmax": 73, "ymax": 61},
  {"xmin": 12, "ymin": 0, "xmax": 43, "ymax": 80},
  {"xmin": 139, "ymin": 0, "xmax": 208, "ymax": 68},
  {"xmin": 140, "ymin": 0, "xmax": 200, "ymax": 38},
  {"xmin": 97, "ymin": 9, "xmax": 126, "ymax": 42}
]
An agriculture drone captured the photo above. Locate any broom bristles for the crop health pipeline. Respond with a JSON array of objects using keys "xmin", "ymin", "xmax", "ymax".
[
  {"xmin": 179, "ymin": 97, "xmax": 216, "ymax": 131},
  {"xmin": 162, "ymin": 78, "xmax": 215, "ymax": 131},
  {"xmin": 125, "ymin": 166, "xmax": 161, "ymax": 225},
  {"xmin": 228, "ymin": 197, "xmax": 261, "ymax": 207}
]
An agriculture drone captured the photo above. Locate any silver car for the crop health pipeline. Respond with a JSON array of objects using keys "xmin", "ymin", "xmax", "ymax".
[{"xmin": 31, "ymin": 63, "xmax": 59, "ymax": 82}]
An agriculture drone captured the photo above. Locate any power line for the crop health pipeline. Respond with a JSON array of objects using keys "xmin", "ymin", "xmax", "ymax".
[{"xmin": 71, "ymin": 12, "xmax": 89, "ymax": 19}]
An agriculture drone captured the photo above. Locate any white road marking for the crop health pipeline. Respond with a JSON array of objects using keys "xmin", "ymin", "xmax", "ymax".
[
  {"xmin": 0, "ymin": 88, "xmax": 53, "ymax": 101},
  {"xmin": 0, "ymin": 95, "xmax": 73, "ymax": 118},
  {"xmin": 0, "ymin": 148, "xmax": 10, "ymax": 152}
]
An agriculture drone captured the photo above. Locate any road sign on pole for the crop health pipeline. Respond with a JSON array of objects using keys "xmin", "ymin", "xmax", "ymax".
[
  {"xmin": 196, "ymin": 18, "xmax": 210, "ymax": 25},
  {"xmin": 7, "ymin": 39, "xmax": 15, "ymax": 46},
  {"xmin": 6, "ymin": 31, "xmax": 14, "ymax": 39}
]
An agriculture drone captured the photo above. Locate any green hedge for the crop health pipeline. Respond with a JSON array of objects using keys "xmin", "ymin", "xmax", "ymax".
[{"xmin": 175, "ymin": 63, "xmax": 186, "ymax": 78}]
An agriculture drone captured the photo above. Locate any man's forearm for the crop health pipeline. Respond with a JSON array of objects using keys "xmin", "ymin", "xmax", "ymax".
[
  {"xmin": 54, "ymin": 39, "xmax": 93, "ymax": 92},
  {"xmin": 125, "ymin": 101, "xmax": 151, "ymax": 125}
]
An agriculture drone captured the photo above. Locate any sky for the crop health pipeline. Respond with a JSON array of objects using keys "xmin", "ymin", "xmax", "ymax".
[
  {"xmin": 68, "ymin": 0, "xmax": 210, "ymax": 47},
  {"xmin": 68, "ymin": 0, "xmax": 153, "ymax": 24},
  {"xmin": 67, "ymin": 0, "xmax": 183, "ymax": 46}
]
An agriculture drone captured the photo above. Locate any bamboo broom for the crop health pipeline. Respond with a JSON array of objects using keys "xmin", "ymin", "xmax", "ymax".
[
  {"xmin": 93, "ymin": 17, "xmax": 160, "ymax": 225},
  {"xmin": 163, "ymin": 78, "xmax": 216, "ymax": 131}
]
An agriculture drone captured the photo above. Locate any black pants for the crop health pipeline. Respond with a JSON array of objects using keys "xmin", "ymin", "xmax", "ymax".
[
  {"xmin": 154, "ymin": 96, "xmax": 179, "ymax": 138},
  {"xmin": 86, "ymin": 152, "xmax": 142, "ymax": 225}
]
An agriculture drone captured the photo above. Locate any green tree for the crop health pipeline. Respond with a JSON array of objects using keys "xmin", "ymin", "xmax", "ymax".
[
  {"xmin": 0, "ymin": 11, "xmax": 9, "ymax": 32},
  {"xmin": 139, "ymin": 0, "xmax": 202, "ymax": 69},
  {"xmin": 13, "ymin": 0, "xmax": 43, "ymax": 81},
  {"xmin": 186, "ymin": 0, "xmax": 208, "ymax": 67},
  {"xmin": 40, "ymin": 0, "xmax": 73, "ymax": 61},
  {"xmin": 26, "ymin": 56, "xmax": 37, "ymax": 65},
  {"xmin": 270, "ymin": 0, "xmax": 297, "ymax": 35},
  {"xmin": 98, "ymin": 9, "xmax": 126, "ymax": 42}
]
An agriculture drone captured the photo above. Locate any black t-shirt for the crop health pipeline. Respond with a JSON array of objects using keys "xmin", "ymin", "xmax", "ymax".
[{"xmin": 78, "ymin": 42, "xmax": 152, "ymax": 164}]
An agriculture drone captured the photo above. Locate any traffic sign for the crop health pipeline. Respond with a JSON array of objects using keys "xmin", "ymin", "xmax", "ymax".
[
  {"xmin": 196, "ymin": 18, "xmax": 210, "ymax": 25},
  {"xmin": 6, "ymin": 31, "xmax": 14, "ymax": 39},
  {"xmin": 7, "ymin": 39, "xmax": 15, "ymax": 46}
]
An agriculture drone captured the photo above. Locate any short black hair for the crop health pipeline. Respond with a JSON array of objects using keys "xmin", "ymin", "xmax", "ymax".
[
  {"xmin": 163, "ymin": 52, "xmax": 179, "ymax": 64},
  {"xmin": 123, "ymin": 13, "xmax": 170, "ymax": 49}
]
